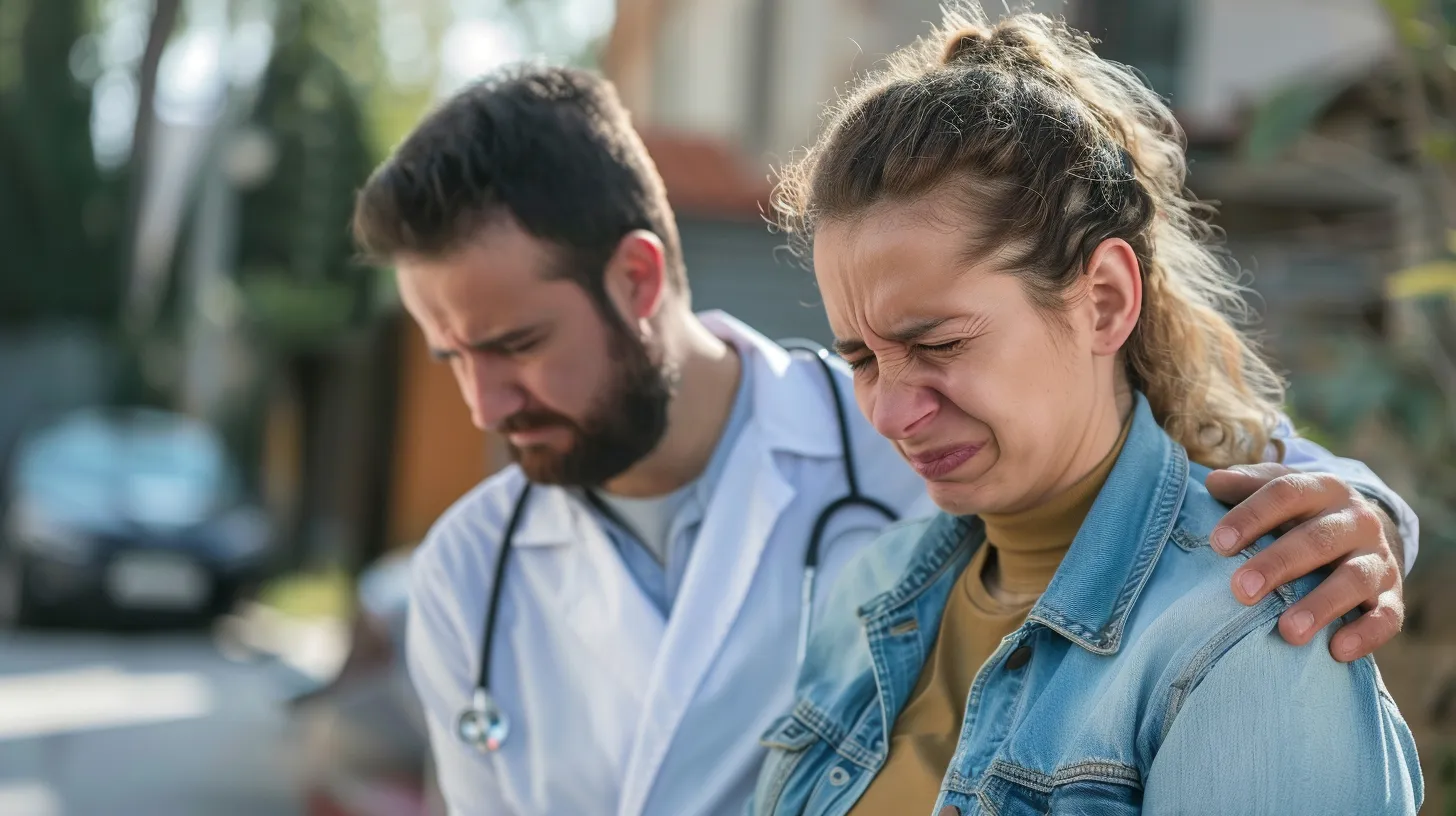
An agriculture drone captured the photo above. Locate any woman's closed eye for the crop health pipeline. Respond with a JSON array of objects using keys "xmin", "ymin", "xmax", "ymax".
[
  {"xmin": 844, "ymin": 339, "xmax": 965, "ymax": 372},
  {"xmin": 913, "ymin": 339, "xmax": 967, "ymax": 358}
]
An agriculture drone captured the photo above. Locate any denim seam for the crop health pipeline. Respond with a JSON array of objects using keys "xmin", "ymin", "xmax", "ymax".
[
  {"xmin": 1027, "ymin": 445, "xmax": 1188, "ymax": 654},
  {"xmin": 989, "ymin": 759, "xmax": 1143, "ymax": 791},
  {"xmin": 760, "ymin": 713, "xmax": 817, "ymax": 752},
  {"xmin": 1161, "ymin": 594, "xmax": 1286, "ymax": 745},
  {"xmin": 977, "ymin": 788, "xmax": 1003, "ymax": 816},
  {"xmin": 952, "ymin": 631, "xmax": 1026, "ymax": 777},
  {"xmin": 1170, "ymin": 528, "xmax": 1298, "ymax": 605},
  {"xmin": 1170, "ymin": 528, "xmax": 1203, "ymax": 552},
  {"xmin": 758, "ymin": 740, "xmax": 811, "ymax": 814},
  {"xmin": 1098, "ymin": 443, "xmax": 1189, "ymax": 650},
  {"xmin": 793, "ymin": 700, "xmax": 881, "ymax": 771},
  {"xmin": 1369, "ymin": 658, "xmax": 1399, "ymax": 708},
  {"xmin": 791, "ymin": 700, "xmax": 847, "ymax": 747},
  {"xmin": 836, "ymin": 702, "xmax": 884, "ymax": 769},
  {"xmin": 861, "ymin": 621, "xmax": 907, "ymax": 768},
  {"xmin": 950, "ymin": 639, "xmax": 1038, "ymax": 792},
  {"xmin": 940, "ymin": 630, "xmax": 1036, "ymax": 796},
  {"xmin": 863, "ymin": 620, "xmax": 893, "ymax": 767},
  {"xmin": 857, "ymin": 517, "xmax": 979, "ymax": 620}
]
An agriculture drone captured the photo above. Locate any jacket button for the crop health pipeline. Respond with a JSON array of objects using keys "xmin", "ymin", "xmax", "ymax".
[
  {"xmin": 1005, "ymin": 644, "xmax": 1033, "ymax": 670},
  {"xmin": 937, "ymin": 806, "xmax": 961, "ymax": 816}
]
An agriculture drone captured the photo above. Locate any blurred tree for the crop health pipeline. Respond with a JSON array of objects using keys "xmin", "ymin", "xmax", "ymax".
[
  {"xmin": 0, "ymin": 0, "xmax": 124, "ymax": 325},
  {"xmin": 117, "ymin": 0, "xmax": 181, "ymax": 301},
  {"xmin": 232, "ymin": 0, "xmax": 377, "ymax": 347}
]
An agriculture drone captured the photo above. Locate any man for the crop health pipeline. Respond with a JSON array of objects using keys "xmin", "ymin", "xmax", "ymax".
[{"xmin": 351, "ymin": 66, "xmax": 1417, "ymax": 816}]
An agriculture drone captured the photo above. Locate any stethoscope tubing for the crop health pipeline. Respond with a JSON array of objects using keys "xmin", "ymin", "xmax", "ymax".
[{"xmin": 459, "ymin": 340, "xmax": 899, "ymax": 752}]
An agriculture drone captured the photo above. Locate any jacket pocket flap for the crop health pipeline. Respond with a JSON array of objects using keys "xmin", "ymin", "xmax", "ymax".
[{"xmin": 759, "ymin": 713, "xmax": 818, "ymax": 752}]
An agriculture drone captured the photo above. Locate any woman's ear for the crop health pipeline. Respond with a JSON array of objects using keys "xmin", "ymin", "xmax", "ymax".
[
  {"xmin": 602, "ymin": 230, "xmax": 667, "ymax": 328},
  {"xmin": 1084, "ymin": 238, "xmax": 1142, "ymax": 357}
]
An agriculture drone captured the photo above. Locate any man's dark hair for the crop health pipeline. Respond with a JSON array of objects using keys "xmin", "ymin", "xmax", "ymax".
[{"xmin": 352, "ymin": 65, "xmax": 685, "ymax": 301}]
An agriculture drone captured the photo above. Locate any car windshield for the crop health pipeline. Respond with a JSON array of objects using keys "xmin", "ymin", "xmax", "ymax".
[{"xmin": 14, "ymin": 408, "xmax": 237, "ymax": 529}]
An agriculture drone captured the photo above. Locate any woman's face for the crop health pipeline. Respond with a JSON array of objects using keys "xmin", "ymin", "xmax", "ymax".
[{"xmin": 814, "ymin": 197, "xmax": 1141, "ymax": 515}]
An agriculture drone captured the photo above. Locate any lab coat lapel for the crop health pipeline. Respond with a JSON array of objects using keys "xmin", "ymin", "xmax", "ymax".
[
  {"xmin": 615, "ymin": 424, "xmax": 795, "ymax": 816},
  {"xmin": 542, "ymin": 488, "xmax": 666, "ymax": 695}
]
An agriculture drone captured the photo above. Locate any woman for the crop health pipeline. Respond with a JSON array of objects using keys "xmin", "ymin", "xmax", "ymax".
[{"xmin": 749, "ymin": 7, "xmax": 1422, "ymax": 815}]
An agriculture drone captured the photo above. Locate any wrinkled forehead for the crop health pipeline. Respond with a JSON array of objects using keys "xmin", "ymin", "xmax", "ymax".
[
  {"xmin": 812, "ymin": 204, "xmax": 992, "ymax": 346},
  {"xmin": 394, "ymin": 223, "xmax": 584, "ymax": 338}
]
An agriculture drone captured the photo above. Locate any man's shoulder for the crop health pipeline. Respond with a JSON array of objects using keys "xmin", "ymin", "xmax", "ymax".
[{"xmin": 410, "ymin": 466, "xmax": 529, "ymax": 601}]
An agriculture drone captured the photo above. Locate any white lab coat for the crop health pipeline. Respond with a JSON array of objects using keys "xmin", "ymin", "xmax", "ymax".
[
  {"xmin": 405, "ymin": 312, "xmax": 932, "ymax": 816},
  {"xmin": 405, "ymin": 311, "xmax": 1421, "ymax": 816}
]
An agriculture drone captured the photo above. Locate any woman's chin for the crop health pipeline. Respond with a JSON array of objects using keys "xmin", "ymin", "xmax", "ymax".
[{"xmin": 926, "ymin": 480, "xmax": 990, "ymax": 517}]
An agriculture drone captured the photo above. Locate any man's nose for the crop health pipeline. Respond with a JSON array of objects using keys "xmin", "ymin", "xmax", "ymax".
[{"xmin": 460, "ymin": 354, "xmax": 525, "ymax": 431}]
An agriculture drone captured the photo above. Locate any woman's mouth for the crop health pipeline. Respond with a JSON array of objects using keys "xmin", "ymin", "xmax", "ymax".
[{"xmin": 905, "ymin": 443, "xmax": 983, "ymax": 480}]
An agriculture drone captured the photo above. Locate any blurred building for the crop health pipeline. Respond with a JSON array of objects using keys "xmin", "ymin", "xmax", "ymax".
[{"xmin": 604, "ymin": 0, "xmax": 1408, "ymax": 361}]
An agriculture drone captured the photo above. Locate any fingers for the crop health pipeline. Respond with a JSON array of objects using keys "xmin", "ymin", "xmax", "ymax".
[
  {"xmin": 1270, "ymin": 553, "xmax": 1390, "ymax": 645},
  {"xmin": 1231, "ymin": 506, "xmax": 1383, "ymax": 603},
  {"xmin": 1326, "ymin": 594, "xmax": 1404, "ymax": 662},
  {"xmin": 1209, "ymin": 472, "xmax": 1345, "ymax": 557},
  {"xmin": 1204, "ymin": 463, "xmax": 1297, "ymax": 505}
]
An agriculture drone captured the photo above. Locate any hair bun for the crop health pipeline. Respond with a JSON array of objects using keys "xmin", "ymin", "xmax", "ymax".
[{"xmin": 941, "ymin": 26, "xmax": 990, "ymax": 65}]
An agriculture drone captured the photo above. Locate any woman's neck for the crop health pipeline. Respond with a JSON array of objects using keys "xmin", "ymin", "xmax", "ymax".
[{"xmin": 977, "ymin": 393, "xmax": 1135, "ymax": 603}]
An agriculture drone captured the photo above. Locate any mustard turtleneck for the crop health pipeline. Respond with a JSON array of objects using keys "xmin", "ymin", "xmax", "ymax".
[{"xmin": 847, "ymin": 415, "xmax": 1133, "ymax": 816}]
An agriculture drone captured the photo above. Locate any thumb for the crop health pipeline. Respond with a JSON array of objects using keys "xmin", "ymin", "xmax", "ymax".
[{"xmin": 1204, "ymin": 462, "xmax": 1296, "ymax": 503}]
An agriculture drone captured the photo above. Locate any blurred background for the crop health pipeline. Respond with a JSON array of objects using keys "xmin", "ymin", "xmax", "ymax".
[{"xmin": 0, "ymin": 0, "xmax": 1453, "ymax": 813}]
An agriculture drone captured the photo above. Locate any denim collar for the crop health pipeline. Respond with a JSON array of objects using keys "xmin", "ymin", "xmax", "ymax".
[{"xmin": 856, "ymin": 394, "xmax": 1187, "ymax": 656}]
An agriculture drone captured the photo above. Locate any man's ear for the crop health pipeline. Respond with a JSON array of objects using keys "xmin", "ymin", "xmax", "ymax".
[
  {"xmin": 1084, "ymin": 237, "xmax": 1142, "ymax": 357},
  {"xmin": 602, "ymin": 230, "xmax": 668, "ymax": 326}
]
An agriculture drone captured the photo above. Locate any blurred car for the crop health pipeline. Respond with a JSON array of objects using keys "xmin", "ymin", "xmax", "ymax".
[
  {"xmin": 0, "ymin": 406, "xmax": 275, "ymax": 628},
  {"xmin": 291, "ymin": 551, "xmax": 444, "ymax": 816}
]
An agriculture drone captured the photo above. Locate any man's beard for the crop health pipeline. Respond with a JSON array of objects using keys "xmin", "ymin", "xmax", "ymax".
[{"xmin": 500, "ymin": 319, "xmax": 674, "ymax": 486}]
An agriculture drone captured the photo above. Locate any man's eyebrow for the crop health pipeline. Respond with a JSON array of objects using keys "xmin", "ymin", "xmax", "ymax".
[
  {"xmin": 429, "ymin": 324, "xmax": 543, "ymax": 360},
  {"xmin": 831, "ymin": 317, "xmax": 953, "ymax": 357}
]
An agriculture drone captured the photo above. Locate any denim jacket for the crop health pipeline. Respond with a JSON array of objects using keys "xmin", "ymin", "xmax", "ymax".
[{"xmin": 750, "ymin": 396, "xmax": 1423, "ymax": 816}]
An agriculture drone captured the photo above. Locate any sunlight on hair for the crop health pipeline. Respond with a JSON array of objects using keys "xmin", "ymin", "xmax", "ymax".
[{"xmin": 774, "ymin": 1, "xmax": 1285, "ymax": 468}]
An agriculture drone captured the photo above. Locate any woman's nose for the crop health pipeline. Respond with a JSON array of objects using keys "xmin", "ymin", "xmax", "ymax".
[{"xmin": 869, "ymin": 376, "xmax": 939, "ymax": 440}]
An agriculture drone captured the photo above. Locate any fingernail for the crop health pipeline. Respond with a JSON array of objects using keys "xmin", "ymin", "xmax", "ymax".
[
  {"xmin": 1237, "ymin": 569, "xmax": 1264, "ymax": 600},
  {"xmin": 1212, "ymin": 527, "xmax": 1239, "ymax": 554},
  {"xmin": 1289, "ymin": 610, "xmax": 1315, "ymax": 637},
  {"xmin": 1336, "ymin": 633, "xmax": 1363, "ymax": 659}
]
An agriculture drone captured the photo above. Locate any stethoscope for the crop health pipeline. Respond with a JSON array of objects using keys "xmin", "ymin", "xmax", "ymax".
[{"xmin": 455, "ymin": 340, "xmax": 900, "ymax": 753}]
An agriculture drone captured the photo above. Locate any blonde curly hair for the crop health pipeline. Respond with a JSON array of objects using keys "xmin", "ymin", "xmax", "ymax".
[{"xmin": 774, "ymin": 5, "xmax": 1284, "ymax": 468}]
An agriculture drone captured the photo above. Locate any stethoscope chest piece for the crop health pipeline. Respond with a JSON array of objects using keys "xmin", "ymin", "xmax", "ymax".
[{"xmin": 457, "ymin": 688, "xmax": 509, "ymax": 753}]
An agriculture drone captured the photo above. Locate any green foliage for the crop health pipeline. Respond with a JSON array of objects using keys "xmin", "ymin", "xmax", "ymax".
[
  {"xmin": 1239, "ymin": 78, "xmax": 1350, "ymax": 163},
  {"xmin": 238, "ymin": 274, "xmax": 360, "ymax": 347},
  {"xmin": 1288, "ymin": 330, "xmax": 1456, "ymax": 552}
]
